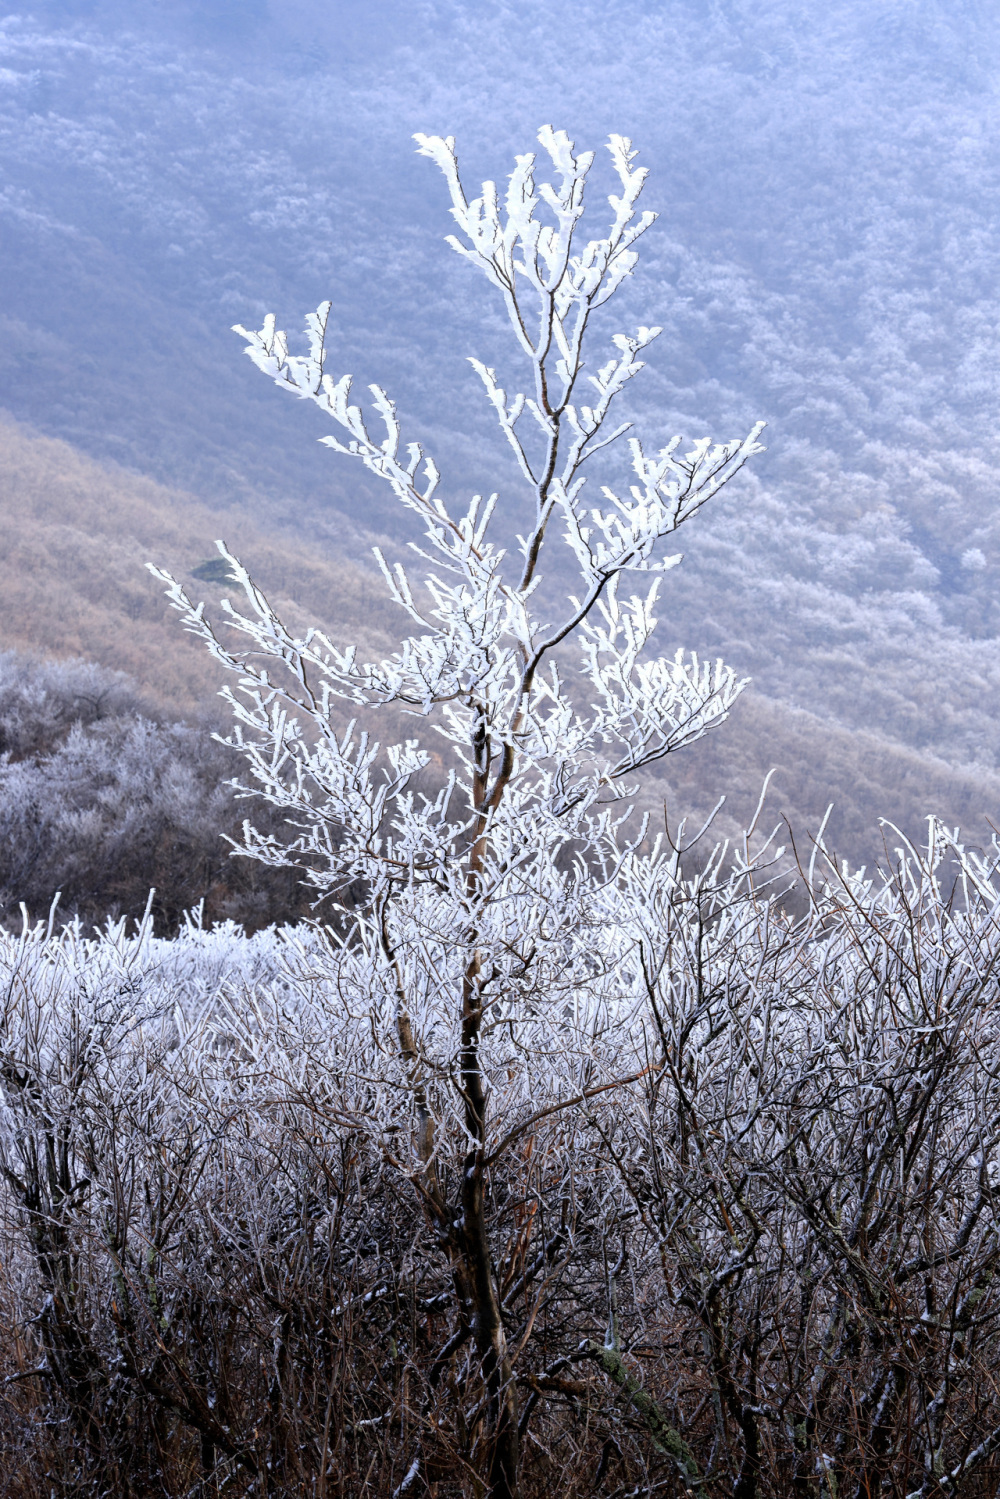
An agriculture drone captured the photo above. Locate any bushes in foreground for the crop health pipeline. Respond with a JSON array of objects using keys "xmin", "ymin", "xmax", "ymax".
[{"xmin": 1, "ymin": 824, "xmax": 999, "ymax": 1497}]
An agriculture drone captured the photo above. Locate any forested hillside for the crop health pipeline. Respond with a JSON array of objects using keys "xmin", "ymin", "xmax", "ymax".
[{"xmin": 3, "ymin": 0, "xmax": 1000, "ymax": 803}]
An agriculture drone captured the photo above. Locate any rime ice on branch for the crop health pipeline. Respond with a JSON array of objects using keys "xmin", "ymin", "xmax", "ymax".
[
  {"xmin": 151, "ymin": 125, "xmax": 764, "ymax": 901},
  {"xmin": 149, "ymin": 126, "xmax": 764, "ymax": 1499}
]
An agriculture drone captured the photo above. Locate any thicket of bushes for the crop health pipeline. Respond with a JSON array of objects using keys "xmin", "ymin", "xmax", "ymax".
[
  {"xmin": 0, "ymin": 651, "xmax": 313, "ymax": 931},
  {"xmin": 1, "ymin": 827, "xmax": 999, "ymax": 1497}
]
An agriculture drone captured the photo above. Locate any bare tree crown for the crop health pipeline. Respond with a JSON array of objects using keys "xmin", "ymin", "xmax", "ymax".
[{"xmin": 149, "ymin": 127, "xmax": 764, "ymax": 905}]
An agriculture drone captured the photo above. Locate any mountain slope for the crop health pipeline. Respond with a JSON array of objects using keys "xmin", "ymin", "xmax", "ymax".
[
  {"xmin": 0, "ymin": 410, "xmax": 395, "ymax": 717},
  {"xmin": 2, "ymin": 412, "xmax": 996, "ymax": 869}
]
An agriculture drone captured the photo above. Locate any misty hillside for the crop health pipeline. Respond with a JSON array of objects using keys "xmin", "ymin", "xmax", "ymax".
[
  {"xmin": 1, "ymin": 412, "xmax": 996, "ymax": 873},
  {"xmin": 0, "ymin": 415, "xmax": 409, "ymax": 926}
]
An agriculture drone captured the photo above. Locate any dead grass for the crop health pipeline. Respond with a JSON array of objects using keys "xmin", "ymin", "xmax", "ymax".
[{"xmin": 0, "ymin": 410, "xmax": 397, "ymax": 719}]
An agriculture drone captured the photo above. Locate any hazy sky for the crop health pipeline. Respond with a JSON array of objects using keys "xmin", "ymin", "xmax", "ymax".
[{"xmin": 2, "ymin": 0, "xmax": 1000, "ymax": 771}]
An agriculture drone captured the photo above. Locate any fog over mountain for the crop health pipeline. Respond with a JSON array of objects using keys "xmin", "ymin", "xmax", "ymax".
[{"xmin": 2, "ymin": 0, "xmax": 1000, "ymax": 813}]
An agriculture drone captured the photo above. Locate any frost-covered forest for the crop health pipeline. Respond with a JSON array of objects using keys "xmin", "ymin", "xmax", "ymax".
[
  {"xmin": 3, "ymin": 110, "xmax": 1000, "ymax": 1499},
  {"xmin": 3, "ymin": 5, "xmax": 1000, "ymax": 1498}
]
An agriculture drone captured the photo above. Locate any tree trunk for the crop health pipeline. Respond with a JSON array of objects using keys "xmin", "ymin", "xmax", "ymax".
[
  {"xmin": 457, "ymin": 1153, "xmax": 519, "ymax": 1499},
  {"xmin": 459, "ymin": 941, "xmax": 519, "ymax": 1499}
]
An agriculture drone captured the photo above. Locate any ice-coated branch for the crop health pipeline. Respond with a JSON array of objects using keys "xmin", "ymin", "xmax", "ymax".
[
  {"xmin": 233, "ymin": 127, "xmax": 763, "ymax": 624},
  {"xmin": 156, "ymin": 129, "xmax": 769, "ymax": 951}
]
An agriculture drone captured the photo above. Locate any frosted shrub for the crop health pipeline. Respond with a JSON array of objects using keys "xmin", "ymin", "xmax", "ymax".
[
  {"xmin": 1, "ymin": 830, "xmax": 1000, "ymax": 1494},
  {"xmin": 23, "ymin": 119, "xmax": 979, "ymax": 1499},
  {"xmin": 0, "ymin": 651, "xmax": 314, "ymax": 930}
]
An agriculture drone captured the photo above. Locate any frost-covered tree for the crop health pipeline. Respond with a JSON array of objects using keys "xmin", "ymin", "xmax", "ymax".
[{"xmin": 151, "ymin": 126, "xmax": 764, "ymax": 1498}]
